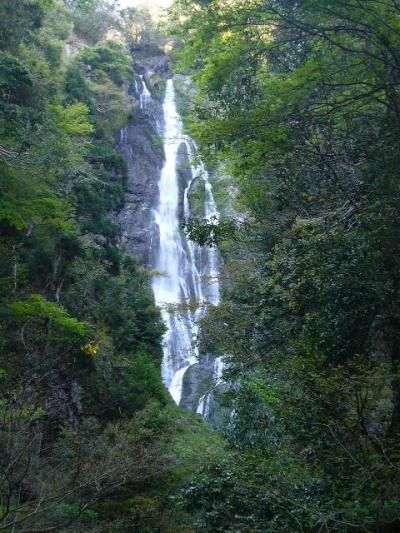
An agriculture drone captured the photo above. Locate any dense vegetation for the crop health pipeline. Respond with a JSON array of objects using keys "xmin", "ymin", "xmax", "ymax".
[
  {"xmin": 0, "ymin": 1, "xmax": 223, "ymax": 531},
  {"xmin": 3, "ymin": 0, "xmax": 400, "ymax": 531},
  {"xmin": 171, "ymin": 0, "xmax": 400, "ymax": 531}
]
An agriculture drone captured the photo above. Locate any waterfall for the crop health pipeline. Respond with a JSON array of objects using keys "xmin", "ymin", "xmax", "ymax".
[
  {"xmin": 119, "ymin": 126, "xmax": 128, "ymax": 145},
  {"xmin": 152, "ymin": 79, "xmax": 221, "ymax": 407},
  {"xmin": 196, "ymin": 356, "xmax": 224, "ymax": 417},
  {"xmin": 139, "ymin": 74, "xmax": 152, "ymax": 110}
]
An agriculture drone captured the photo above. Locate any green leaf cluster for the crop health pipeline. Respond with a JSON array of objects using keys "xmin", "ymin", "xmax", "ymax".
[{"xmin": 173, "ymin": 0, "xmax": 400, "ymax": 529}]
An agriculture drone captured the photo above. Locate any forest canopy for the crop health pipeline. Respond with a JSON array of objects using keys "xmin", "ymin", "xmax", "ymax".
[
  {"xmin": 0, "ymin": 1, "xmax": 221, "ymax": 531},
  {"xmin": 2, "ymin": 0, "xmax": 400, "ymax": 531},
  {"xmin": 168, "ymin": 0, "xmax": 400, "ymax": 531}
]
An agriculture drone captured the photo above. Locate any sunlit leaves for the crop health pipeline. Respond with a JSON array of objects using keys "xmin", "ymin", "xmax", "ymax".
[
  {"xmin": 79, "ymin": 41, "xmax": 133, "ymax": 86},
  {"xmin": 51, "ymin": 102, "xmax": 94, "ymax": 135},
  {"xmin": 9, "ymin": 294, "xmax": 86, "ymax": 336}
]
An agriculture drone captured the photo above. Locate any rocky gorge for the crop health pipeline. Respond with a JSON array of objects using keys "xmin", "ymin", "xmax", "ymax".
[{"xmin": 116, "ymin": 55, "xmax": 227, "ymax": 422}]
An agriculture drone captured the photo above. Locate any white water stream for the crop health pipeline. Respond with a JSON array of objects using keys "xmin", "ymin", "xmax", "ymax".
[
  {"xmin": 152, "ymin": 79, "xmax": 221, "ymax": 406},
  {"xmin": 139, "ymin": 74, "xmax": 152, "ymax": 110}
]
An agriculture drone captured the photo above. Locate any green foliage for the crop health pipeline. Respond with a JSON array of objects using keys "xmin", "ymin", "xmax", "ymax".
[
  {"xmin": 0, "ymin": 0, "xmax": 51, "ymax": 51},
  {"xmin": 9, "ymin": 294, "xmax": 86, "ymax": 336},
  {"xmin": 0, "ymin": 168, "xmax": 75, "ymax": 232},
  {"xmin": 51, "ymin": 102, "xmax": 94, "ymax": 135},
  {"xmin": 120, "ymin": 6, "xmax": 167, "ymax": 54},
  {"xmin": 80, "ymin": 41, "xmax": 133, "ymax": 86},
  {"xmin": 0, "ymin": 3, "xmax": 209, "ymax": 532},
  {"xmin": 173, "ymin": 0, "xmax": 400, "ymax": 529},
  {"xmin": 183, "ymin": 216, "xmax": 237, "ymax": 247},
  {"xmin": 87, "ymin": 350, "xmax": 168, "ymax": 420},
  {"xmin": 72, "ymin": 0, "xmax": 118, "ymax": 43},
  {"xmin": 0, "ymin": 51, "xmax": 33, "ymax": 104}
]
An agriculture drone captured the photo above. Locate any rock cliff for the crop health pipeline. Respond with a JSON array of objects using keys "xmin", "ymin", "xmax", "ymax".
[{"xmin": 117, "ymin": 54, "xmax": 169, "ymax": 266}]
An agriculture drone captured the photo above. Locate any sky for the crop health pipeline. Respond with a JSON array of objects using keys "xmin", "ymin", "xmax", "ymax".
[{"xmin": 118, "ymin": 0, "xmax": 173, "ymax": 10}]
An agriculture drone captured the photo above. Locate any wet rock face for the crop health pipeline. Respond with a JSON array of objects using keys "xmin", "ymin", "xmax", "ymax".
[
  {"xmin": 176, "ymin": 142, "xmax": 207, "ymax": 220},
  {"xmin": 176, "ymin": 142, "xmax": 192, "ymax": 221},
  {"xmin": 180, "ymin": 354, "xmax": 216, "ymax": 412},
  {"xmin": 117, "ymin": 61, "xmax": 167, "ymax": 267},
  {"xmin": 180, "ymin": 353, "xmax": 231, "ymax": 428},
  {"xmin": 44, "ymin": 372, "xmax": 83, "ymax": 428},
  {"xmin": 188, "ymin": 177, "xmax": 206, "ymax": 218},
  {"xmin": 131, "ymin": 53, "xmax": 169, "ymax": 77},
  {"xmin": 117, "ymin": 116, "xmax": 164, "ymax": 266}
]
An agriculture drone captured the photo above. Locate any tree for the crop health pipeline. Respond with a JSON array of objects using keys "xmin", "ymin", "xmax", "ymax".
[{"xmin": 172, "ymin": 0, "xmax": 400, "ymax": 529}]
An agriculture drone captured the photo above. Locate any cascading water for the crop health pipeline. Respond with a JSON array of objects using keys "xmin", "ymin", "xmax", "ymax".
[
  {"xmin": 139, "ymin": 74, "xmax": 152, "ymax": 110},
  {"xmin": 118, "ymin": 74, "xmax": 223, "ymax": 412},
  {"xmin": 152, "ymin": 79, "xmax": 221, "ymax": 407},
  {"xmin": 196, "ymin": 357, "xmax": 224, "ymax": 417}
]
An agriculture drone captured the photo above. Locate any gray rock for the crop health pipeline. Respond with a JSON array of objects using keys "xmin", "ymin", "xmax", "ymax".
[
  {"xmin": 206, "ymin": 382, "xmax": 232, "ymax": 429},
  {"xmin": 116, "ymin": 75, "xmax": 166, "ymax": 266},
  {"xmin": 176, "ymin": 142, "xmax": 192, "ymax": 221},
  {"xmin": 187, "ymin": 176, "xmax": 206, "ymax": 218},
  {"xmin": 44, "ymin": 371, "xmax": 83, "ymax": 429},
  {"xmin": 180, "ymin": 353, "xmax": 215, "ymax": 411},
  {"xmin": 180, "ymin": 353, "xmax": 232, "ymax": 428}
]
